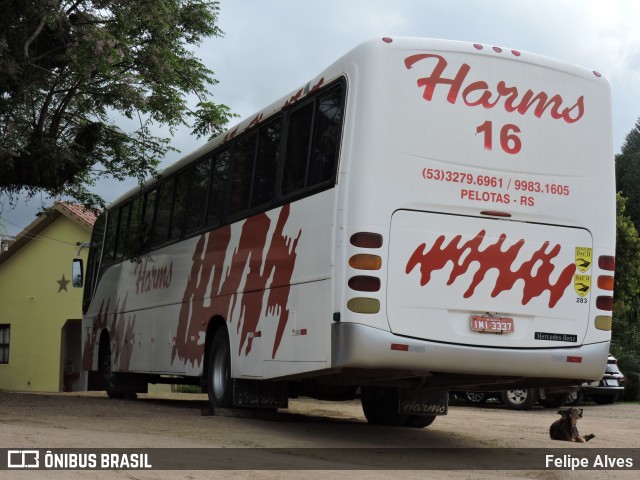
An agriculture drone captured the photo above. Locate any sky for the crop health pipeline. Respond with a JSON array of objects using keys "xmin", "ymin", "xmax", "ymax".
[{"xmin": 2, "ymin": 0, "xmax": 640, "ymax": 236}]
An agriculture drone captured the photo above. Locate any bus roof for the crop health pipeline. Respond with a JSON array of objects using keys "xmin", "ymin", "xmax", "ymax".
[{"xmin": 109, "ymin": 37, "xmax": 607, "ymax": 208}]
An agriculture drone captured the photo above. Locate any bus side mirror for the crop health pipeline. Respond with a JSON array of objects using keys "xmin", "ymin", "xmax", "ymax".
[{"xmin": 72, "ymin": 258, "xmax": 84, "ymax": 288}]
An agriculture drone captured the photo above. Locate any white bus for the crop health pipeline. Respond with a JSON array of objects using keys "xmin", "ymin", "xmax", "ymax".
[{"xmin": 77, "ymin": 37, "xmax": 615, "ymax": 427}]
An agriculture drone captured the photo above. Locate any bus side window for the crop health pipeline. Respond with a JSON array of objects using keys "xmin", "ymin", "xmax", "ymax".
[
  {"xmin": 114, "ymin": 202, "xmax": 132, "ymax": 260},
  {"xmin": 282, "ymin": 102, "xmax": 313, "ymax": 195},
  {"xmin": 228, "ymin": 134, "xmax": 257, "ymax": 217},
  {"xmin": 309, "ymin": 85, "xmax": 343, "ymax": 186},
  {"xmin": 142, "ymin": 188, "xmax": 157, "ymax": 249},
  {"xmin": 184, "ymin": 158, "xmax": 212, "ymax": 233},
  {"xmin": 252, "ymin": 118, "xmax": 281, "ymax": 208},
  {"xmin": 151, "ymin": 179, "xmax": 174, "ymax": 246},
  {"xmin": 207, "ymin": 149, "xmax": 230, "ymax": 226},
  {"xmin": 83, "ymin": 213, "xmax": 106, "ymax": 313},
  {"xmin": 102, "ymin": 209, "xmax": 119, "ymax": 264},
  {"xmin": 124, "ymin": 195, "xmax": 144, "ymax": 257},
  {"xmin": 169, "ymin": 171, "xmax": 189, "ymax": 240}
]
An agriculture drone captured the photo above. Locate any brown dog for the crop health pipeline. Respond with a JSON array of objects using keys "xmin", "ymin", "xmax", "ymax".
[{"xmin": 549, "ymin": 407, "xmax": 595, "ymax": 443}]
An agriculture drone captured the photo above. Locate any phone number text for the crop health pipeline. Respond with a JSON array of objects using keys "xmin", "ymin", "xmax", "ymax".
[{"xmin": 421, "ymin": 168, "xmax": 570, "ymax": 196}]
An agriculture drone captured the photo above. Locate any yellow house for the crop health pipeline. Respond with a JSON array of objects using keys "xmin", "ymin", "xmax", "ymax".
[{"xmin": 0, "ymin": 202, "xmax": 95, "ymax": 392}]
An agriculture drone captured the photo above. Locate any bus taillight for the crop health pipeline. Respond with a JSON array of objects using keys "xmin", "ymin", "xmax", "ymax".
[
  {"xmin": 350, "ymin": 232, "xmax": 383, "ymax": 248},
  {"xmin": 347, "ymin": 298, "xmax": 380, "ymax": 314},
  {"xmin": 596, "ymin": 296, "xmax": 613, "ymax": 311},
  {"xmin": 348, "ymin": 275, "xmax": 381, "ymax": 292},
  {"xmin": 598, "ymin": 255, "xmax": 615, "ymax": 271},
  {"xmin": 597, "ymin": 275, "xmax": 614, "ymax": 291},
  {"xmin": 595, "ymin": 316, "xmax": 612, "ymax": 331},
  {"xmin": 349, "ymin": 254, "xmax": 382, "ymax": 270}
]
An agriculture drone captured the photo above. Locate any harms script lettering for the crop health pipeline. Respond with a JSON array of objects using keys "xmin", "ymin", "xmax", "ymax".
[
  {"xmin": 404, "ymin": 53, "xmax": 585, "ymax": 124},
  {"xmin": 134, "ymin": 259, "xmax": 173, "ymax": 295}
]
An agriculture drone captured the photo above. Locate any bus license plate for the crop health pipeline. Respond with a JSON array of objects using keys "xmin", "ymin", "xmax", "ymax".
[{"xmin": 471, "ymin": 316, "xmax": 514, "ymax": 334}]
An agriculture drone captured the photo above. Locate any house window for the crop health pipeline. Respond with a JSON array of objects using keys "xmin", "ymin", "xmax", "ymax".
[{"xmin": 0, "ymin": 324, "xmax": 9, "ymax": 364}]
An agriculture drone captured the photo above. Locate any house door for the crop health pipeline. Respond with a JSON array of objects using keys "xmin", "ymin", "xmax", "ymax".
[{"xmin": 61, "ymin": 319, "xmax": 82, "ymax": 392}]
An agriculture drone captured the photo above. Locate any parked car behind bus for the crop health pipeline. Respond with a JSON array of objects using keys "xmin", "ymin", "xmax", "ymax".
[
  {"xmin": 453, "ymin": 388, "xmax": 569, "ymax": 410},
  {"xmin": 455, "ymin": 354, "xmax": 624, "ymax": 409},
  {"xmin": 567, "ymin": 354, "xmax": 625, "ymax": 405}
]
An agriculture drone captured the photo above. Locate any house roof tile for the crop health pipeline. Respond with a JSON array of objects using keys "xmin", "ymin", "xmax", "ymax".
[{"xmin": 0, "ymin": 202, "xmax": 99, "ymax": 266}]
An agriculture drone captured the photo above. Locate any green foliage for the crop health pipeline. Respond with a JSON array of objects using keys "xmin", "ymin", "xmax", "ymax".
[
  {"xmin": 613, "ymin": 193, "xmax": 640, "ymax": 315},
  {"xmin": 616, "ymin": 118, "xmax": 640, "ymax": 227},
  {"xmin": 0, "ymin": 0, "xmax": 235, "ymax": 210},
  {"xmin": 613, "ymin": 117, "xmax": 640, "ymax": 401},
  {"xmin": 620, "ymin": 117, "xmax": 640, "ymax": 157},
  {"xmin": 610, "ymin": 308, "xmax": 640, "ymax": 402},
  {"xmin": 175, "ymin": 384, "xmax": 202, "ymax": 394}
]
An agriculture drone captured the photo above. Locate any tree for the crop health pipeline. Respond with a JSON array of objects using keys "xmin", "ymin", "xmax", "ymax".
[
  {"xmin": 0, "ymin": 0, "xmax": 235, "ymax": 208},
  {"xmin": 616, "ymin": 118, "xmax": 640, "ymax": 228},
  {"xmin": 613, "ymin": 118, "xmax": 640, "ymax": 401},
  {"xmin": 613, "ymin": 193, "xmax": 640, "ymax": 315}
]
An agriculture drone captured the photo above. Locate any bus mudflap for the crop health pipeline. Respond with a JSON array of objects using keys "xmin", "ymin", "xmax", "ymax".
[
  {"xmin": 232, "ymin": 379, "xmax": 289, "ymax": 409},
  {"xmin": 398, "ymin": 388, "xmax": 448, "ymax": 416}
]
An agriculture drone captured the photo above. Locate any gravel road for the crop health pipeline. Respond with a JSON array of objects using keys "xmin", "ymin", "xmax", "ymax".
[{"xmin": 0, "ymin": 391, "xmax": 638, "ymax": 480}]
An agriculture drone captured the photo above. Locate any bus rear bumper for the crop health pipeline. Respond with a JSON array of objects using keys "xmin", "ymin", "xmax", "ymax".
[{"xmin": 331, "ymin": 323, "xmax": 609, "ymax": 383}]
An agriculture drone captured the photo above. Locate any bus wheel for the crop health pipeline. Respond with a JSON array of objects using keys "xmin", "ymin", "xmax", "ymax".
[
  {"xmin": 360, "ymin": 386, "xmax": 409, "ymax": 426},
  {"xmin": 99, "ymin": 335, "xmax": 128, "ymax": 399},
  {"xmin": 207, "ymin": 328, "xmax": 232, "ymax": 409},
  {"xmin": 403, "ymin": 415, "xmax": 436, "ymax": 428}
]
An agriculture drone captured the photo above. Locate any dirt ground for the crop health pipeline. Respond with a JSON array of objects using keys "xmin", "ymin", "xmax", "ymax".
[{"xmin": 0, "ymin": 391, "xmax": 638, "ymax": 480}]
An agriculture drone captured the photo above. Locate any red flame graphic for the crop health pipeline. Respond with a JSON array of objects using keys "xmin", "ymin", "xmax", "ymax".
[
  {"xmin": 173, "ymin": 205, "xmax": 300, "ymax": 367},
  {"xmin": 405, "ymin": 230, "xmax": 575, "ymax": 308}
]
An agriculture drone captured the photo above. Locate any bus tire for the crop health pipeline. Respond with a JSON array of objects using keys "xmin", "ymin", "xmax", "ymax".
[
  {"xmin": 207, "ymin": 328, "xmax": 232, "ymax": 409},
  {"xmin": 99, "ymin": 334, "xmax": 129, "ymax": 400},
  {"xmin": 360, "ymin": 386, "xmax": 409, "ymax": 426},
  {"xmin": 403, "ymin": 415, "xmax": 436, "ymax": 428}
]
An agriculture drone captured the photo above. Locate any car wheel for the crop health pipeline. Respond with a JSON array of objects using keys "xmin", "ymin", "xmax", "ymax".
[
  {"xmin": 500, "ymin": 389, "xmax": 536, "ymax": 410},
  {"xmin": 464, "ymin": 392, "xmax": 488, "ymax": 404}
]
